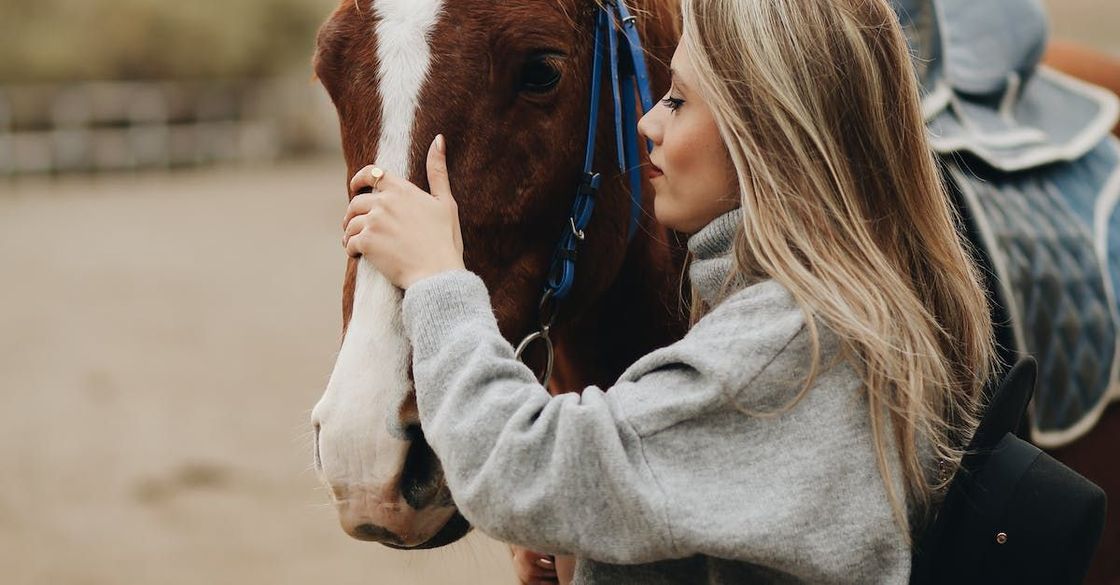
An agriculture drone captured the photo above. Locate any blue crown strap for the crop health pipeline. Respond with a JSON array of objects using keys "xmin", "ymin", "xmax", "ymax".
[
  {"xmin": 614, "ymin": 2, "xmax": 654, "ymax": 112},
  {"xmin": 615, "ymin": 1, "xmax": 655, "ymax": 153},
  {"xmin": 545, "ymin": 8, "xmax": 609, "ymax": 301},
  {"xmin": 546, "ymin": 171, "xmax": 601, "ymax": 300},
  {"xmin": 543, "ymin": 2, "xmax": 658, "ymax": 299},
  {"xmin": 606, "ymin": 8, "xmax": 627, "ymax": 174},
  {"xmin": 615, "ymin": 1, "xmax": 654, "ymax": 242},
  {"xmin": 581, "ymin": 7, "xmax": 608, "ymax": 175},
  {"xmin": 620, "ymin": 72, "xmax": 643, "ymax": 241}
]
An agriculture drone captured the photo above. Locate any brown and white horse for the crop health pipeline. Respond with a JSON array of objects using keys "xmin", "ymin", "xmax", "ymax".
[
  {"xmin": 309, "ymin": 0, "xmax": 684, "ymax": 549},
  {"xmin": 310, "ymin": 0, "xmax": 1120, "ymax": 579}
]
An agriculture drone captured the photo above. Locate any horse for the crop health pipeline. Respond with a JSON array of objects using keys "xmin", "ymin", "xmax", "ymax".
[
  {"xmin": 309, "ymin": 0, "xmax": 685, "ymax": 549},
  {"xmin": 309, "ymin": 0, "xmax": 1120, "ymax": 580}
]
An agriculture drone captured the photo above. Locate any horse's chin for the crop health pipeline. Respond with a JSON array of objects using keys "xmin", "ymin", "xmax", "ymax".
[{"xmin": 381, "ymin": 511, "xmax": 471, "ymax": 550}]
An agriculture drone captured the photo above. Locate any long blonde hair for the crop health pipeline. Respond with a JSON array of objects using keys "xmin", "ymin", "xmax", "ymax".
[{"xmin": 679, "ymin": 0, "xmax": 1000, "ymax": 539}]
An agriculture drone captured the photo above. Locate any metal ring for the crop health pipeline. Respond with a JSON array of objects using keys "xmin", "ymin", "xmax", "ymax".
[
  {"xmin": 370, "ymin": 167, "xmax": 385, "ymax": 191},
  {"xmin": 538, "ymin": 289, "xmax": 559, "ymax": 330},
  {"xmin": 514, "ymin": 329, "xmax": 555, "ymax": 386}
]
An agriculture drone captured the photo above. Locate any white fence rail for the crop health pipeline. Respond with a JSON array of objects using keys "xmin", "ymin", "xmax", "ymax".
[{"xmin": 0, "ymin": 77, "xmax": 339, "ymax": 176}]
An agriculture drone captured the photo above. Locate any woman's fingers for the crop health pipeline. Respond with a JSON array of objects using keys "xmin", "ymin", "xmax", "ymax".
[
  {"xmin": 527, "ymin": 554, "xmax": 557, "ymax": 580},
  {"xmin": 348, "ymin": 165, "xmax": 379, "ymax": 196},
  {"xmin": 554, "ymin": 555, "xmax": 575, "ymax": 584},
  {"xmin": 344, "ymin": 231, "xmax": 364, "ymax": 257},
  {"xmin": 342, "ymin": 215, "xmax": 365, "ymax": 244},
  {"xmin": 349, "ymin": 164, "xmax": 402, "ymax": 197},
  {"xmin": 341, "ymin": 206, "xmax": 390, "ymax": 249},
  {"xmin": 511, "ymin": 547, "xmax": 558, "ymax": 585},
  {"xmin": 342, "ymin": 192, "xmax": 379, "ymax": 229}
]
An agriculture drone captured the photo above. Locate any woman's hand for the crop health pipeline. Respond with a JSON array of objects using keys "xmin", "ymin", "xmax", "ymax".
[
  {"xmin": 510, "ymin": 544, "xmax": 559, "ymax": 585},
  {"xmin": 342, "ymin": 134, "xmax": 465, "ymax": 289}
]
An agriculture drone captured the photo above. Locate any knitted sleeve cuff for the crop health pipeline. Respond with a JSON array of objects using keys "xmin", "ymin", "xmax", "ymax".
[{"xmin": 401, "ymin": 269, "xmax": 498, "ymax": 361}]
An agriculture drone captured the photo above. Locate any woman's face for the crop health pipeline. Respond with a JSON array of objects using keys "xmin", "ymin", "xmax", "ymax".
[{"xmin": 638, "ymin": 39, "xmax": 740, "ymax": 234}]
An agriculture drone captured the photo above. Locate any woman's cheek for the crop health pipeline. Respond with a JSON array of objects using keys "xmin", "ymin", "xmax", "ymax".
[
  {"xmin": 652, "ymin": 186, "xmax": 681, "ymax": 230},
  {"xmin": 652, "ymin": 187, "xmax": 668, "ymax": 225}
]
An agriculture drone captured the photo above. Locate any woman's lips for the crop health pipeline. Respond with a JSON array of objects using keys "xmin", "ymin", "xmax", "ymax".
[{"xmin": 647, "ymin": 164, "xmax": 664, "ymax": 179}]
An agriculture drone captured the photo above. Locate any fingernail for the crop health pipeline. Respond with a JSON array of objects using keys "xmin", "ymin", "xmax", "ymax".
[{"xmin": 435, "ymin": 134, "xmax": 446, "ymax": 154}]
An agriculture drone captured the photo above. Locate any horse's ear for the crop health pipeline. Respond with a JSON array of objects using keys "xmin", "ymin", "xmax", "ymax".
[{"xmin": 310, "ymin": 47, "xmax": 323, "ymax": 84}]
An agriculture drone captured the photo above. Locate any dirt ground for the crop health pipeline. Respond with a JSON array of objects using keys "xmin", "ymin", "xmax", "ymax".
[
  {"xmin": 1, "ymin": 2, "xmax": 1115, "ymax": 584},
  {"xmin": 0, "ymin": 158, "xmax": 516, "ymax": 584}
]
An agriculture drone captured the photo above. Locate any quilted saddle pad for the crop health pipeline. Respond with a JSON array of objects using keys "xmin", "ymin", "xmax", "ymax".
[
  {"xmin": 946, "ymin": 140, "xmax": 1120, "ymax": 447},
  {"xmin": 894, "ymin": 0, "xmax": 1120, "ymax": 447}
]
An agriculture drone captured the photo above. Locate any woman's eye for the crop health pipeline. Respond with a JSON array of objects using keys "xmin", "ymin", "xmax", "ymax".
[
  {"xmin": 519, "ymin": 54, "xmax": 562, "ymax": 93},
  {"xmin": 661, "ymin": 96, "xmax": 685, "ymax": 111}
]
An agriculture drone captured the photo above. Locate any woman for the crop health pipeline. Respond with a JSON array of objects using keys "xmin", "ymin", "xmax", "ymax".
[{"xmin": 340, "ymin": 0, "xmax": 998, "ymax": 582}]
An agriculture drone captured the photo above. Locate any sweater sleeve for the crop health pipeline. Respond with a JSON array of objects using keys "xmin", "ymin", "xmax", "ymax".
[
  {"xmin": 400, "ymin": 269, "xmax": 736, "ymax": 563},
  {"xmin": 403, "ymin": 269, "xmax": 911, "ymax": 580}
]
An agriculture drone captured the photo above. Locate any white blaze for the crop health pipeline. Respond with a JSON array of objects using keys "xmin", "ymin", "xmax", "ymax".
[{"xmin": 313, "ymin": 0, "xmax": 445, "ymax": 503}]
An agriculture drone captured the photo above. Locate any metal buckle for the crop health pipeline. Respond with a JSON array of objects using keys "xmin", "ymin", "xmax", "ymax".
[
  {"xmin": 569, "ymin": 217, "xmax": 586, "ymax": 241},
  {"xmin": 577, "ymin": 171, "xmax": 602, "ymax": 197}
]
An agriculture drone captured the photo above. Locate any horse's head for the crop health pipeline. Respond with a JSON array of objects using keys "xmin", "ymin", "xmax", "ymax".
[{"xmin": 310, "ymin": 0, "xmax": 678, "ymax": 548}]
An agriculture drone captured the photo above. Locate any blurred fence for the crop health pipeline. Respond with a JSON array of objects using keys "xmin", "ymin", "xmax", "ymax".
[{"xmin": 0, "ymin": 76, "xmax": 339, "ymax": 176}]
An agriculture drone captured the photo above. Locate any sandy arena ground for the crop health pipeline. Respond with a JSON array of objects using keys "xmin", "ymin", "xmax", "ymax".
[
  {"xmin": 0, "ymin": 158, "xmax": 517, "ymax": 584},
  {"xmin": 1, "ymin": 2, "xmax": 1115, "ymax": 584}
]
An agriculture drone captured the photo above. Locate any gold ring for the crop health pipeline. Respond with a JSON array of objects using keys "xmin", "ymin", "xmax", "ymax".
[{"xmin": 370, "ymin": 167, "xmax": 385, "ymax": 191}]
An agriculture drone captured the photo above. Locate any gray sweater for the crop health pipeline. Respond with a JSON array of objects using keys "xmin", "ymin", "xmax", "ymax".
[{"xmin": 401, "ymin": 208, "xmax": 912, "ymax": 584}]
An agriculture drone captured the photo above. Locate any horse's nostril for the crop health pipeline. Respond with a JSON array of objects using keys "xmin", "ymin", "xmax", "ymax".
[
  {"xmin": 402, "ymin": 422, "xmax": 422, "ymax": 443},
  {"xmin": 400, "ymin": 427, "xmax": 441, "ymax": 509}
]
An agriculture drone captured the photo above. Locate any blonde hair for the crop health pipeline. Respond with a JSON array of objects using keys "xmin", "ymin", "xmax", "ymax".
[{"xmin": 678, "ymin": 0, "xmax": 1000, "ymax": 540}]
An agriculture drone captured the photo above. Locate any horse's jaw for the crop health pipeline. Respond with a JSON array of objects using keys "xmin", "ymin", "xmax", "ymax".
[{"xmin": 311, "ymin": 260, "xmax": 458, "ymax": 547}]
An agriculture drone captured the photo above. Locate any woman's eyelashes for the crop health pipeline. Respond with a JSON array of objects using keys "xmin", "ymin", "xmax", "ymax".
[{"xmin": 661, "ymin": 94, "xmax": 685, "ymax": 112}]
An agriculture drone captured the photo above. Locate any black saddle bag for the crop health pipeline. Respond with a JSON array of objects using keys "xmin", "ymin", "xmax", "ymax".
[{"xmin": 910, "ymin": 357, "xmax": 1108, "ymax": 584}]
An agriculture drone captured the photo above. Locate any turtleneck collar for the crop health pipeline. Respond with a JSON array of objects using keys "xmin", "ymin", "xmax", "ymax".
[{"xmin": 686, "ymin": 207, "xmax": 745, "ymax": 306}]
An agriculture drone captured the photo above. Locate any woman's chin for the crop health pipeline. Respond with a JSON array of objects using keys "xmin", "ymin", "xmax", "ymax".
[
  {"xmin": 652, "ymin": 199, "xmax": 678, "ymax": 232},
  {"xmin": 654, "ymin": 210, "xmax": 693, "ymax": 234}
]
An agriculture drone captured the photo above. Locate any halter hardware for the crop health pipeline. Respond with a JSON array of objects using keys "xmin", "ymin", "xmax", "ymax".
[{"xmin": 515, "ymin": 0, "xmax": 656, "ymax": 386}]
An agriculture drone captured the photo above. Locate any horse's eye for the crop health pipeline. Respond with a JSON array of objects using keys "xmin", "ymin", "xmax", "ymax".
[{"xmin": 519, "ymin": 54, "xmax": 562, "ymax": 93}]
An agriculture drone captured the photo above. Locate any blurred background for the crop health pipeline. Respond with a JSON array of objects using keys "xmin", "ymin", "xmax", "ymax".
[{"xmin": 0, "ymin": 1, "xmax": 1116, "ymax": 584}]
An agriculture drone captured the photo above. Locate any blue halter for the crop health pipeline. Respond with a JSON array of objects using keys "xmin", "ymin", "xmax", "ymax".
[
  {"xmin": 515, "ymin": 1, "xmax": 656, "ymax": 385},
  {"xmin": 544, "ymin": 0, "xmax": 655, "ymax": 303}
]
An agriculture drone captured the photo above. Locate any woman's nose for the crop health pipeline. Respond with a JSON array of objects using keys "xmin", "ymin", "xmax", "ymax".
[{"xmin": 638, "ymin": 109, "xmax": 658, "ymax": 145}]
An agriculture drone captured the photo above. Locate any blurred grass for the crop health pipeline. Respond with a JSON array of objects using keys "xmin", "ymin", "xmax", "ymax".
[{"xmin": 0, "ymin": 0, "xmax": 339, "ymax": 82}]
